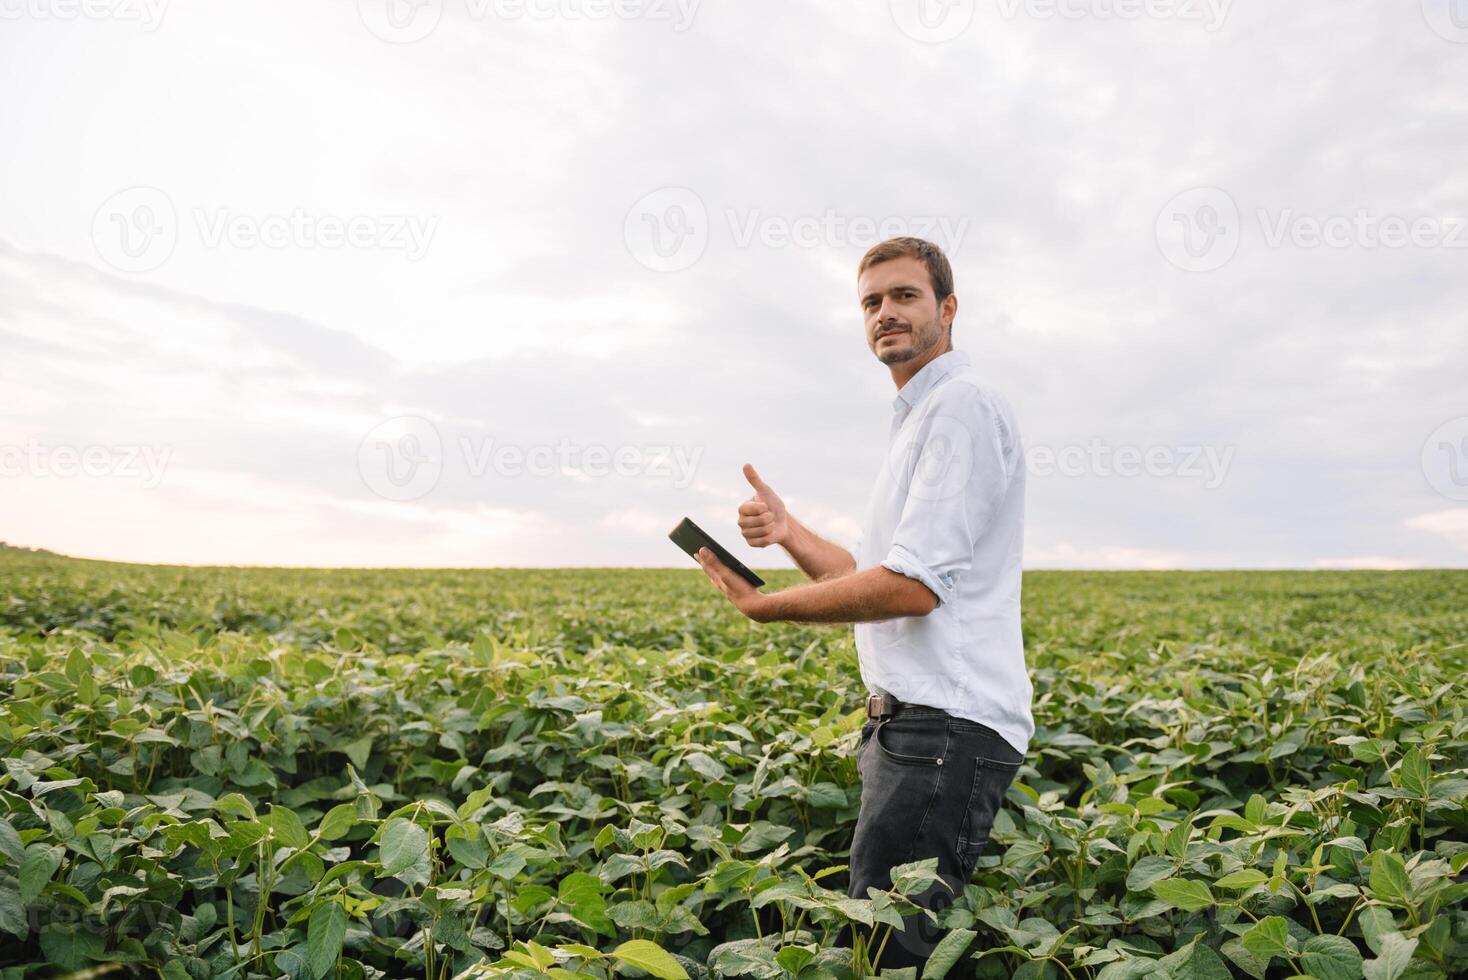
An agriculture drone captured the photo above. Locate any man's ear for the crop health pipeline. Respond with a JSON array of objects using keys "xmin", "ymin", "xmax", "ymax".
[{"xmin": 943, "ymin": 293, "xmax": 958, "ymax": 329}]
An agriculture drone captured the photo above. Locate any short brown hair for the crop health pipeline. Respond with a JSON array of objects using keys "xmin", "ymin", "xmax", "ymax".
[{"xmin": 857, "ymin": 237, "xmax": 954, "ymax": 303}]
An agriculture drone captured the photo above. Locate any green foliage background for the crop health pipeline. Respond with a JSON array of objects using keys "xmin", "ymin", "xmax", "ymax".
[{"xmin": 1, "ymin": 546, "xmax": 1465, "ymax": 979}]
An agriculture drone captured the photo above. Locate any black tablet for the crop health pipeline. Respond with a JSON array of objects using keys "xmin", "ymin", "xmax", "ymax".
[{"xmin": 669, "ymin": 517, "xmax": 765, "ymax": 587}]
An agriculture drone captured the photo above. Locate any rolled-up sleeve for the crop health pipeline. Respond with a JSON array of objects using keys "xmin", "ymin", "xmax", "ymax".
[{"xmin": 879, "ymin": 385, "xmax": 1014, "ymax": 607}]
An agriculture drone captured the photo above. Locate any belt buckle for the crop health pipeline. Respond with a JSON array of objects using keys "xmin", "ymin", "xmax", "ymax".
[{"xmin": 865, "ymin": 693, "xmax": 896, "ymax": 719}]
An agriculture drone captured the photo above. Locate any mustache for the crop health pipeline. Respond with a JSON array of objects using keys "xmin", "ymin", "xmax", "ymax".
[{"xmin": 874, "ymin": 324, "xmax": 910, "ymax": 339}]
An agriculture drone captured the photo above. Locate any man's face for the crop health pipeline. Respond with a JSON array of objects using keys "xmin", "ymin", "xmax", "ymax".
[{"xmin": 857, "ymin": 255, "xmax": 956, "ymax": 366}]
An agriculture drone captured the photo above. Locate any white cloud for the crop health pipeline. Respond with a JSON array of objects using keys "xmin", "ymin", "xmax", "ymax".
[{"xmin": 1406, "ymin": 510, "xmax": 1468, "ymax": 554}]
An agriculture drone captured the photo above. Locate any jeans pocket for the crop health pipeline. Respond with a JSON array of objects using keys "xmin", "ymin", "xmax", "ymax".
[
  {"xmin": 955, "ymin": 756, "xmax": 1020, "ymax": 869},
  {"xmin": 872, "ymin": 715, "xmax": 948, "ymax": 766}
]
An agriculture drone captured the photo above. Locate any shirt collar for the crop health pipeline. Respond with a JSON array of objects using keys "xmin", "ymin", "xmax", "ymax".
[{"xmin": 892, "ymin": 348, "xmax": 971, "ymax": 415}]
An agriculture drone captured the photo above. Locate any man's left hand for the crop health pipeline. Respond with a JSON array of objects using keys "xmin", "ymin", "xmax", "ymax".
[{"xmin": 694, "ymin": 547, "xmax": 773, "ymax": 623}]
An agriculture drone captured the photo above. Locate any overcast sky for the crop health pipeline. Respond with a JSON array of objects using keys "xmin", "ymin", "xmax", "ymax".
[{"xmin": 1, "ymin": 1, "xmax": 1465, "ymax": 569}]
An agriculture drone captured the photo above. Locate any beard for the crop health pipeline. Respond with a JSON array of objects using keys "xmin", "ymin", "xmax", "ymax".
[{"xmin": 873, "ymin": 319, "xmax": 944, "ymax": 365}]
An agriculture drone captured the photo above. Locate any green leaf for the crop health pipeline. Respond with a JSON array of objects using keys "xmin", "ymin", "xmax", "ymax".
[
  {"xmin": 776, "ymin": 946, "xmax": 816, "ymax": 975},
  {"xmin": 921, "ymin": 928, "xmax": 976, "ymax": 979},
  {"xmin": 446, "ymin": 832, "xmax": 489, "ymax": 870},
  {"xmin": 1368, "ymin": 851, "xmax": 1410, "ymax": 905},
  {"xmin": 268, "ymin": 805, "xmax": 311, "ymax": 851},
  {"xmin": 1126, "ymin": 855, "xmax": 1176, "ymax": 892},
  {"xmin": 317, "ymin": 804, "xmax": 358, "ymax": 842},
  {"xmin": 1395, "ymin": 747, "xmax": 1430, "ymax": 798},
  {"xmin": 609, "ymin": 900, "xmax": 661, "ymax": 931},
  {"xmin": 19, "ymin": 845, "xmax": 62, "ymax": 903},
  {"xmin": 1240, "ymin": 915, "xmax": 1291, "ymax": 960},
  {"xmin": 1300, "ymin": 934, "xmax": 1364, "ymax": 980},
  {"xmin": 1154, "ymin": 939, "xmax": 1233, "ymax": 980},
  {"xmin": 343, "ymin": 735, "xmax": 374, "ymax": 771},
  {"xmin": 0, "ymin": 820, "xmax": 24, "ymax": 865},
  {"xmin": 0, "ymin": 882, "xmax": 26, "ymax": 939},
  {"xmin": 307, "ymin": 900, "xmax": 347, "ymax": 980},
  {"xmin": 379, "ymin": 817, "xmax": 429, "ymax": 876},
  {"xmin": 1348, "ymin": 739, "xmax": 1389, "ymax": 764},
  {"xmin": 1354, "ymin": 910, "xmax": 1395, "ymax": 959},
  {"xmin": 1361, "ymin": 933, "xmax": 1416, "ymax": 980},
  {"xmin": 1213, "ymin": 869, "xmax": 1268, "ymax": 890},
  {"xmin": 611, "ymin": 939, "xmax": 689, "ymax": 980},
  {"xmin": 1151, "ymin": 878, "xmax": 1214, "ymax": 912},
  {"xmin": 560, "ymin": 871, "xmax": 614, "ymax": 936}
]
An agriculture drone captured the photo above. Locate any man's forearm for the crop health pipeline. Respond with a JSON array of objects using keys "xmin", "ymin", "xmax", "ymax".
[
  {"xmin": 781, "ymin": 516, "xmax": 858, "ymax": 582},
  {"xmin": 754, "ymin": 566, "xmax": 936, "ymax": 624}
]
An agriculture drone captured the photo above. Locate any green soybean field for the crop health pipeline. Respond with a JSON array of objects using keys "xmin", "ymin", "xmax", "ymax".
[{"xmin": 0, "ymin": 545, "xmax": 1465, "ymax": 980}]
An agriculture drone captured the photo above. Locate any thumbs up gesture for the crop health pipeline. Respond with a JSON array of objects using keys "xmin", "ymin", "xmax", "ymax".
[{"xmin": 738, "ymin": 463, "xmax": 791, "ymax": 548}]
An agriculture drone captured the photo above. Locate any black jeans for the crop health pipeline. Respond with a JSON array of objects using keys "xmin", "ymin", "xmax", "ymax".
[{"xmin": 844, "ymin": 706, "xmax": 1024, "ymax": 973}]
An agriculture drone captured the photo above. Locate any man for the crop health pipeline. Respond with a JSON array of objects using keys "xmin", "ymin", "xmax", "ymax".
[{"xmin": 693, "ymin": 236, "xmax": 1033, "ymax": 972}]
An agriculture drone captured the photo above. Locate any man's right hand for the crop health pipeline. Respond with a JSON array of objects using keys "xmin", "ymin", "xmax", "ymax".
[{"xmin": 738, "ymin": 463, "xmax": 791, "ymax": 548}]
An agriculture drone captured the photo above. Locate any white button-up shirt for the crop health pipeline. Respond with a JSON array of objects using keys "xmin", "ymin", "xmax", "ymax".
[{"xmin": 851, "ymin": 348, "xmax": 1034, "ymax": 756}]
